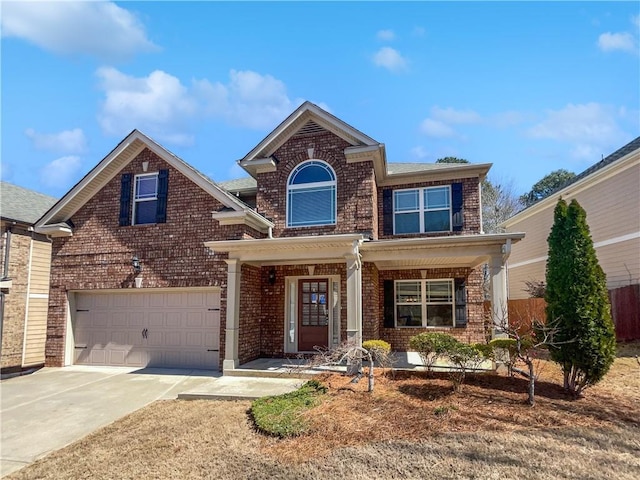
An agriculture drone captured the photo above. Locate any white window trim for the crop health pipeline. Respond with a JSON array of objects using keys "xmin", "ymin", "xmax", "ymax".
[
  {"xmin": 393, "ymin": 185, "xmax": 452, "ymax": 234},
  {"xmin": 394, "ymin": 279, "xmax": 455, "ymax": 328},
  {"xmin": 286, "ymin": 160, "xmax": 337, "ymax": 228},
  {"xmin": 132, "ymin": 172, "xmax": 158, "ymax": 225}
]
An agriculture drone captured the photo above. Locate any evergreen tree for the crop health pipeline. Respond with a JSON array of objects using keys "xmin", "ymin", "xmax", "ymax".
[{"xmin": 545, "ymin": 198, "xmax": 616, "ymax": 395}]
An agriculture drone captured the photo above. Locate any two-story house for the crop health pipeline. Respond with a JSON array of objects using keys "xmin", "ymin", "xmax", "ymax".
[{"xmin": 35, "ymin": 102, "xmax": 523, "ymax": 372}]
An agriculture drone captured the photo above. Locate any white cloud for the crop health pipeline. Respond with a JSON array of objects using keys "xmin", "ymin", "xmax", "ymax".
[
  {"xmin": 372, "ymin": 47, "xmax": 408, "ymax": 73},
  {"xmin": 431, "ymin": 106, "xmax": 482, "ymax": 124},
  {"xmin": 419, "ymin": 119, "xmax": 455, "ymax": 138},
  {"xmin": 528, "ymin": 103, "xmax": 628, "ymax": 160},
  {"xmin": 25, "ymin": 128, "xmax": 87, "ymax": 154},
  {"xmin": 1, "ymin": 1, "xmax": 157, "ymax": 61},
  {"xmin": 632, "ymin": 15, "xmax": 640, "ymax": 28},
  {"xmin": 597, "ymin": 32, "xmax": 637, "ymax": 54},
  {"xmin": 97, "ymin": 67, "xmax": 303, "ymax": 143},
  {"xmin": 376, "ymin": 29, "xmax": 395, "ymax": 41},
  {"xmin": 97, "ymin": 67, "xmax": 197, "ymax": 145},
  {"xmin": 39, "ymin": 156, "xmax": 82, "ymax": 188},
  {"xmin": 195, "ymin": 69, "xmax": 300, "ymax": 130}
]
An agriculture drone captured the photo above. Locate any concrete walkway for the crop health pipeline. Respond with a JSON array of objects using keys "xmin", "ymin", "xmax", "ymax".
[{"xmin": 0, "ymin": 365, "xmax": 306, "ymax": 477}]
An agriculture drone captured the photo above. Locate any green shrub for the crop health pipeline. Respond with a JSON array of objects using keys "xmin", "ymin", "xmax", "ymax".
[
  {"xmin": 250, "ymin": 380, "xmax": 326, "ymax": 438},
  {"xmin": 362, "ymin": 339, "xmax": 391, "ymax": 354},
  {"xmin": 409, "ymin": 332, "xmax": 460, "ymax": 369},
  {"xmin": 489, "ymin": 338, "xmax": 518, "ymax": 354},
  {"xmin": 472, "ymin": 343, "xmax": 494, "ymax": 360}
]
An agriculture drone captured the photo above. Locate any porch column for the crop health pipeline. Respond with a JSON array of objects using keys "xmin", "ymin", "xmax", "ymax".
[
  {"xmin": 223, "ymin": 258, "xmax": 241, "ymax": 372},
  {"xmin": 489, "ymin": 252, "xmax": 509, "ymax": 338},
  {"xmin": 345, "ymin": 253, "xmax": 362, "ymax": 346}
]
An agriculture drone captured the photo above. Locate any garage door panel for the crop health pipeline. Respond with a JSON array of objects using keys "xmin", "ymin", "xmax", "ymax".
[
  {"xmin": 165, "ymin": 312, "xmax": 182, "ymax": 328},
  {"xmin": 146, "ymin": 294, "xmax": 162, "ymax": 307},
  {"xmin": 74, "ymin": 290, "xmax": 220, "ymax": 370}
]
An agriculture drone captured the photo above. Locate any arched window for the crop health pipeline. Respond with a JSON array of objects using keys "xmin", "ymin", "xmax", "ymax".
[{"xmin": 287, "ymin": 160, "xmax": 336, "ymax": 227}]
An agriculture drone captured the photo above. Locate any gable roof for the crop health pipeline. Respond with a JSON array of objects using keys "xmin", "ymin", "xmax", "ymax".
[
  {"xmin": 0, "ymin": 182, "xmax": 58, "ymax": 225},
  {"xmin": 240, "ymin": 101, "xmax": 380, "ymax": 163},
  {"xmin": 236, "ymin": 101, "xmax": 490, "ymax": 183},
  {"xmin": 35, "ymin": 130, "xmax": 273, "ymax": 235},
  {"xmin": 503, "ymin": 136, "xmax": 640, "ymax": 227}
]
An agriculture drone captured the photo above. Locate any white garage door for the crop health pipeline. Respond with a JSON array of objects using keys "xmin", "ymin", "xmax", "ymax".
[{"xmin": 73, "ymin": 290, "xmax": 220, "ymax": 370}]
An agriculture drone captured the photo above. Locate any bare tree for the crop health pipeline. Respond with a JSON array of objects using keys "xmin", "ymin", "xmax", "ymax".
[
  {"xmin": 493, "ymin": 307, "xmax": 568, "ymax": 406},
  {"xmin": 300, "ymin": 341, "xmax": 381, "ymax": 392}
]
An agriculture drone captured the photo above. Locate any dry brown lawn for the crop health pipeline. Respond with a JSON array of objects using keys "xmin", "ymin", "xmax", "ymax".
[{"xmin": 9, "ymin": 343, "xmax": 640, "ymax": 480}]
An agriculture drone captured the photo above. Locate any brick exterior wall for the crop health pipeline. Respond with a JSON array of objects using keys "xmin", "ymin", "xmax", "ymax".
[
  {"xmin": 377, "ymin": 177, "xmax": 482, "ymax": 239},
  {"xmin": 378, "ymin": 267, "xmax": 486, "ymax": 351},
  {"xmin": 45, "ymin": 148, "xmax": 260, "ymax": 367},
  {"xmin": 362, "ymin": 262, "xmax": 380, "ymax": 342},
  {"xmin": 256, "ymin": 131, "xmax": 377, "ymax": 238},
  {"xmin": 238, "ymin": 264, "xmax": 261, "ymax": 364},
  {"xmin": 1, "ymin": 227, "xmax": 31, "ymax": 371}
]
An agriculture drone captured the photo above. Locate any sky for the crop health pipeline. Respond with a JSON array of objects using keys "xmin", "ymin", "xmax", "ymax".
[{"xmin": 1, "ymin": 1, "xmax": 639, "ymax": 199}]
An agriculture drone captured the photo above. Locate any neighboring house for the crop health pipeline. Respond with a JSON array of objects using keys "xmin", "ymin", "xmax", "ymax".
[
  {"xmin": 35, "ymin": 102, "xmax": 523, "ymax": 372},
  {"xmin": 502, "ymin": 137, "xmax": 640, "ymax": 302},
  {"xmin": 1, "ymin": 182, "xmax": 57, "ymax": 374}
]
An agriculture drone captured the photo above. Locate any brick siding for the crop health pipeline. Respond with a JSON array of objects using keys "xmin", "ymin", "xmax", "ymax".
[
  {"xmin": 256, "ymin": 131, "xmax": 377, "ymax": 238},
  {"xmin": 45, "ymin": 148, "xmax": 260, "ymax": 367},
  {"xmin": 377, "ymin": 177, "xmax": 482, "ymax": 239},
  {"xmin": 1, "ymin": 228, "xmax": 31, "ymax": 370}
]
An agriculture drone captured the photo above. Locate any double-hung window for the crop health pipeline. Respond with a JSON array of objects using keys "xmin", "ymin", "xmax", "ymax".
[
  {"xmin": 393, "ymin": 186, "xmax": 451, "ymax": 234},
  {"xmin": 287, "ymin": 160, "xmax": 336, "ymax": 227},
  {"xmin": 395, "ymin": 279, "xmax": 454, "ymax": 327},
  {"xmin": 133, "ymin": 173, "xmax": 158, "ymax": 225}
]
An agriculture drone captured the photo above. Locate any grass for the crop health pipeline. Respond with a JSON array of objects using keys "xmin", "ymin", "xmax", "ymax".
[
  {"xmin": 250, "ymin": 380, "xmax": 327, "ymax": 437},
  {"xmin": 7, "ymin": 342, "xmax": 640, "ymax": 480}
]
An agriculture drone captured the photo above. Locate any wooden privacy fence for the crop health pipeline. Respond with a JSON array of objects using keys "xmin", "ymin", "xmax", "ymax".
[
  {"xmin": 609, "ymin": 284, "xmax": 640, "ymax": 342},
  {"xmin": 486, "ymin": 286, "xmax": 639, "ymax": 341}
]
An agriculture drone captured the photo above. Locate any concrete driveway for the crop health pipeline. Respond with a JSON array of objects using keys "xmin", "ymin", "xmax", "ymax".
[{"xmin": 0, "ymin": 365, "xmax": 218, "ymax": 477}]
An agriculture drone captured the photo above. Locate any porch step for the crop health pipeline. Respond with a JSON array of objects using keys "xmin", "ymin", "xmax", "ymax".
[{"xmin": 224, "ymin": 368, "xmax": 318, "ymax": 379}]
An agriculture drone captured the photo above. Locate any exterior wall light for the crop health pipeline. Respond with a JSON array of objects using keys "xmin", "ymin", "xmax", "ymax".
[
  {"xmin": 132, "ymin": 256, "xmax": 142, "ymax": 274},
  {"xmin": 268, "ymin": 268, "xmax": 276, "ymax": 285}
]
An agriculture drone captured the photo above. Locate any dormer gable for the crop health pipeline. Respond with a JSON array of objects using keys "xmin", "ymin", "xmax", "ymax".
[{"xmin": 238, "ymin": 101, "xmax": 386, "ymax": 178}]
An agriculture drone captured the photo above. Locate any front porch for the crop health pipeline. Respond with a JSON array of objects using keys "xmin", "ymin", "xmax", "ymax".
[
  {"xmin": 205, "ymin": 232, "xmax": 524, "ymax": 375},
  {"xmin": 224, "ymin": 352, "xmax": 496, "ymax": 379}
]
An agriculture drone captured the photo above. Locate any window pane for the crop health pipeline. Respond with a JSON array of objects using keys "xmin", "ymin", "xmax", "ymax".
[
  {"xmin": 135, "ymin": 200, "xmax": 157, "ymax": 225},
  {"xmin": 427, "ymin": 281, "xmax": 452, "ymax": 302},
  {"xmin": 289, "ymin": 187, "xmax": 335, "ymax": 226},
  {"xmin": 425, "ymin": 187, "xmax": 450, "ymax": 209},
  {"xmin": 394, "ymin": 190, "xmax": 419, "ymax": 212},
  {"xmin": 135, "ymin": 176, "xmax": 157, "ymax": 199},
  {"xmin": 396, "ymin": 282, "xmax": 421, "ymax": 303},
  {"xmin": 291, "ymin": 163, "xmax": 334, "ymax": 184},
  {"xmin": 397, "ymin": 305, "xmax": 422, "ymax": 327},
  {"xmin": 395, "ymin": 212, "xmax": 420, "ymax": 234},
  {"xmin": 427, "ymin": 305, "xmax": 453, "ymax": 327},
  {"xmin": 424, "ymin": 210, "xmax": 450, "ymax": 232}
]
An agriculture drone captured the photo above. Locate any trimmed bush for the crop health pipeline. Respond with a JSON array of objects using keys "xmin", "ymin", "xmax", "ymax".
[
  {"xmin": 362, "ymin": 339, "xmax": 391, "ymax": 354},
  {"xmin": 250, "ymin": 380, "xmax": 326, "ymax": 438}
]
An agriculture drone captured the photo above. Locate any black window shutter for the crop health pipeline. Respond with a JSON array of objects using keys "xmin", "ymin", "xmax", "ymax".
[
  {"xmin": 156, "ymin": 169, "xmax": 169, "ymax": 223},
  {"xmin": 382, "ymin": 189, "xmax": 393, "ymax": 236},
  {"xmin": 383, "ymin": 280, "xmax": 395, "ymax": 328},
  {"xmin": 119, "ymin": 173, "xmax": 132, "ymax": 226},
  {"xmin": 452, "ymin": 182, "xmax": 464, "ymax": 231},
  {"xmin": 454, "ymin": 278, "xmax": 467, "ymax": 328}
]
